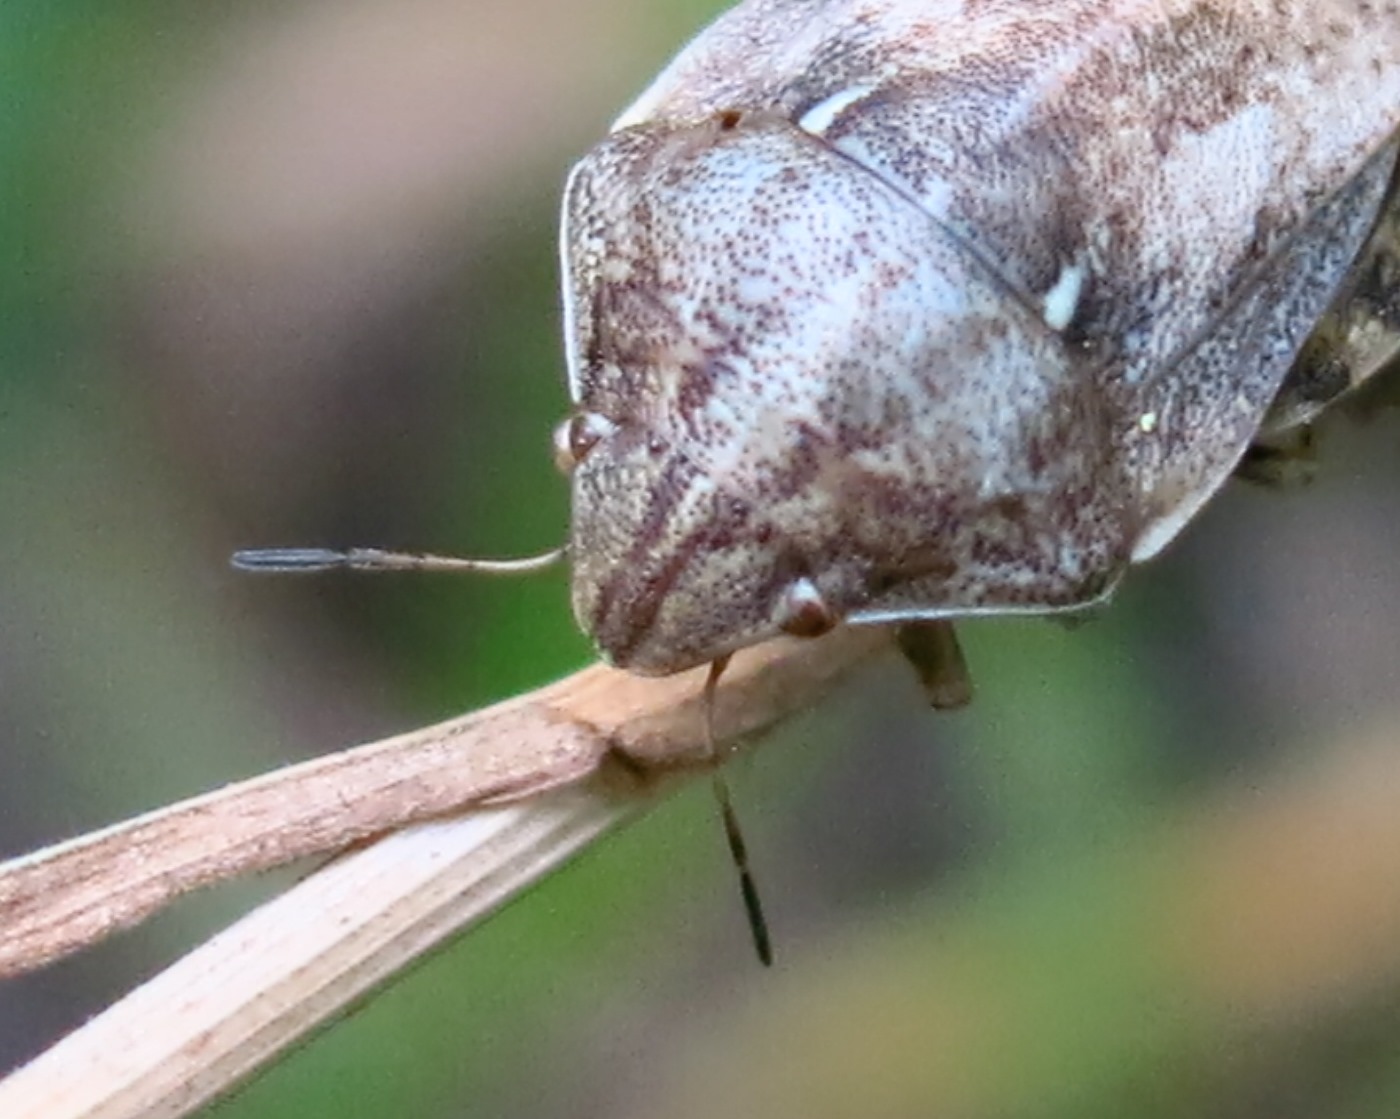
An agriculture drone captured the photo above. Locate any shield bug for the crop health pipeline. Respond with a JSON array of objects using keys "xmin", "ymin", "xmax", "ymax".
[
  {"xmin": 235, "ymin": 0, "xmax": 1400, "ymax": 958},
  {"xmin": 240, "ymin": 0, "xmax": 1400, "ymax": 680},
  {"xmin": 556, "ymin": 0, "xmax": 1400, "ymax": 676}
]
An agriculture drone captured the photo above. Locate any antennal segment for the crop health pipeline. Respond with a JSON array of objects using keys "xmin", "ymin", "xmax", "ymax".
[
  {"xmin": 703, "ymin": 654, "xmax": 774, "ymax": 967},
  {"xmin": 230, "ymin": 546, "xmax": 565, "ymax": 575}
]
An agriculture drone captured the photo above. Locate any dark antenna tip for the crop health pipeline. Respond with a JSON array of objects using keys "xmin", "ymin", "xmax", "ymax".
[
  {"xmin": 230, "ymin": 548, "xmax": 352, "ymax": 573},
  {"xmin": 704, "ymin": 655, "xmax": 774, "ymax": 967},
  {"xmin": 713, "ymin": 773, "xmax": 774, "ymax": 966}
]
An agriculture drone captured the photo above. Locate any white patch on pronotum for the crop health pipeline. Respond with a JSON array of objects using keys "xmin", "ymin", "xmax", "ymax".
[
  {"xmin": 796, "ymin": 84, "xmax": 877, "ymax": 137},
  {"xmin": 1138, "ymin": 411, "xmax": 1159, "ymax": 434},
  {"xmin": 1040, "ymin": 260, "xmax": 1087, "ymax": 333}
]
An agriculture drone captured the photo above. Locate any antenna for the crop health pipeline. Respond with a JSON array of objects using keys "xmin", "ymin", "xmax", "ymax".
[
  {"xmin": 703, "ymin": 655, "xmax": 773, "ymax": 966},
  {"xmin": 230, "ymin": 546, "xmax": 565, "ymax": 575},
  {"xmin": 232, "ymin": 545, "xmax": 774, "ymax": 963}
]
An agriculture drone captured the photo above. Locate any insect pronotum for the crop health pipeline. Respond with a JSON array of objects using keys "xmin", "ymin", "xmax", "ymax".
[{"xmin": 236, "ymin": 0, "xmax": 1400, "ymax": 961}]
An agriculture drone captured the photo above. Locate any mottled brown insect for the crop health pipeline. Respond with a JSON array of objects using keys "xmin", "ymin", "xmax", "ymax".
[
  {"xmin": 226, "ymin": 0, "xmax": 1399, "ymax": 964},
  {"xmin": 556, "ymin": 0, "xmax": 1400, "ymax": 676},
  {"xmin": 238, "ymin": 1, "xmax": 1400, "ymax": 688}
]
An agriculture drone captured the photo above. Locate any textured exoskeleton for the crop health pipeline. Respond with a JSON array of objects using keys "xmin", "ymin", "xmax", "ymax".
[
  {"xmin": 1243, "ymin": 174, "xmax": 1400, "ymax": 479},
  {"xmin": 556, "ymin": 0, "xmax": 1400, "ymax": 674}
]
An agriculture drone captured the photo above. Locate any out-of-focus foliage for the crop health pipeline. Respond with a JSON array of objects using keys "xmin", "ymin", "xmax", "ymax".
[{"xmin": 2, "ymin": 4, "xmax": 1400, "ymax": 1118}]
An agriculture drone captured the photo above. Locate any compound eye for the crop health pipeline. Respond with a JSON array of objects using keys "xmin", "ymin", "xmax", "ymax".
[
  {"xmin": 775, "ymin": 576, "xmax": 838, "ymax": 639},
  {"xmin": 553, "ymin": 412, "xmax": 615, "ymax": 474}
]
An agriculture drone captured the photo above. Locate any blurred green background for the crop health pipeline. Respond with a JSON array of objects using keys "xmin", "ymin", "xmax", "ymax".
[{"xmin": 3, "ymin": 3, "xmax": 1400, "ymax": 1117}]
